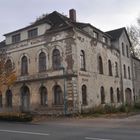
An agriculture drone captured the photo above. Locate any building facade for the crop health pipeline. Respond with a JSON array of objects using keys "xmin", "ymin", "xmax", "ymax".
[{"xmin": 0, "ymin": 9, "xmax": 137, "ymax": 114}]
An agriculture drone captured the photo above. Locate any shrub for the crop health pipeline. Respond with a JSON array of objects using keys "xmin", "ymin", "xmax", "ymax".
[
  {"xmin": 134, "ymin": 101, "xmax": 140, "ymax": 109},
  {"xmin": 0, "ymin": 112, "xmax": 33, "ymax": 122}
]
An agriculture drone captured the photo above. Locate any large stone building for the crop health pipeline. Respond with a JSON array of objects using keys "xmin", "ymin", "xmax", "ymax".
[{"xmin": 0, "ymin": 9, "xmax": 139, "ymax": 114}]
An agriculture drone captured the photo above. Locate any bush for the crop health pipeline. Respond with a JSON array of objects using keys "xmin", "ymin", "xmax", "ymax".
[
  {"xmin": 134, "ymin": 101, "xmax": 140, "ymax": 109},
  {"xmin": 0, "ymin": 112, "xmax": 33, "ymax": 122},
  {"xmin": 104, "ymin": 104, "xmax": 117, "ymax": 113}
]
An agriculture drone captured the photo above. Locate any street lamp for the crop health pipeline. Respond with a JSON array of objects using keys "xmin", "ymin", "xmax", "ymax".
[{"xmin": 61, "ymin": 66, "xmax": 67, "ymax": 116}]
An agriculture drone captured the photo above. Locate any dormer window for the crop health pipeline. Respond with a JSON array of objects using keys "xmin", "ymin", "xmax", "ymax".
[
  {"xmin": 93, "ymin": 31, "xmax": 98, "ymax": 39},
  {"xmin": 12, "ymin": 34, "xmax": 20, "ymax": 43},
  {"xmin": 28, "ymin": 28, "xmax": 38, "ymax": 39},
  {"xmin": 103, "ymin": 36, "xmax": 107, "ymax": 44}
]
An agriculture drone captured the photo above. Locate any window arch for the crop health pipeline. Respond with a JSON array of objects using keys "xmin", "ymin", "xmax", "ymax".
[
  {"xmin": 5, "ymin": 59, "xmax": 13, "ymax": 73},
  {"xmin": 80, "ymin": 50, "xmax": 86, "ymax": 70},
  {"xmin": 100, "ymin": 86, "xmax": 105, "ymax": 104},
  {"xmin": 108, "ymin": 60, "xmax": 112, "ymax": 76},
  {"xmin": 117, "ymin": 88, "xmax": 120, "ymax": 103},
  {"xmin": 98, "ymin": 56, "xmax": 103, "ymax": 74},
  {"xmin": 54, "ymin": 85, "xmax": 63, "ymax": 105},
  {"xmin": 40, "ymin": 86, "xmax": 48, "ymax": 105},
  {"xmin": 122, "ymin": 43, "xmax": 125, "ymax": 56},
  {"xmin": 128, "ymin": 66, "xmax": 131, "ymax": 79},
  {"xmin": 52, "ymin": 49, "xmax": 61, "ymax": 70},
  {"xmin": 123, "ymin": 64, "xmax": 126, "ymax": 78},
  {"xmin": 21, "ymin": 56, "xmax": 28, "ymax": 75},
  {"xmin": 82, "ymin": 85, "xmax": 87, "ymax": 105},
  {"xmin": 110, "ymin": 87, "xmax": 114, "ymax": 103},
  {"xmin": 6, "ymin": 89, "xmax": 12, "ymax": 107},
  {"xmin": 39, "ymin": 52, "xmax": 46, "ymax": 72}
]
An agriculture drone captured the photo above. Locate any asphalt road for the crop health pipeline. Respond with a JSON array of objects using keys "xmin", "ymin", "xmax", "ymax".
[{"xmin": 0, "ymin": 115, "xmax": 140, "ymax": 140}]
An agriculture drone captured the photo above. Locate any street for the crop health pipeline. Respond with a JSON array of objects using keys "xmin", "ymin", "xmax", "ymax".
[{"xmin": 0, "ymin": 115, "xmax": 140, "ymax": 140}]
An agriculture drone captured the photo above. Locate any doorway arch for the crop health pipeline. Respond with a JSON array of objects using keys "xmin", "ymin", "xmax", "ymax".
[
  {"xmin": 125, "ymin": 88, "xmax": 132, "ymax": 104},
  {"xmin": 20, "ymin": 85, "xmax": 30, "ymax": 112}
]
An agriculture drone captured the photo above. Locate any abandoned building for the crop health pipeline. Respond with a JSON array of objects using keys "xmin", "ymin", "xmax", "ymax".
[{"xmin": 0, "ymin": 9, "xmax": 139, "ymax": 114}]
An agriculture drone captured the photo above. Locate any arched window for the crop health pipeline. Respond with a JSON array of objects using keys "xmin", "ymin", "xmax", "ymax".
[
  {"xmin": 126, "ymin": 45, "xmax": 129, "ymax": 57},
  {"xmin": 115, "ymin": 62, "xmax": 118, "ymax": 77},
  {"xmin": 128, "ymin": 66, "xmax": 131, "ymax": 79},
  {"xmin": 82, "ymin": 85, "xmax": 87, "ymax": 105},
  {"xmin": 122, "ymin": 43, "xmax": 125, "ymax": 56},
  {"xmin": 117, "ymin": 88, "xmax": 120, "ymax": 103},
  {"xmin": 123, "ymin": 64, "xmax": 126, "ymax": 78},
  {"xmin": 80, "ymin": 50, "xmax": 86, "ymax": 70},
  {"xmin": 5, "ymin": 59, "xmax": 13, "ymax": 73},
  {"xmin": 6, "ymin": 89, "xmax": 12, "ymax": 107},
  {"xmin": 54, "ymin": 85, "xmax": 63, "ymax": 105},
  {"xmin": 21, "ymin": 56, "xmax": 28, "ymax": 75},
  {"xmin": 52, "ymin": 49, "xmax": 61, "ymax": 70},
  {"xmin": 39, "ymin": 52, "xmax": 46, "ymax": 72},
  {"xmin": 108, "ymin": 60, "xmax": 112, "ymax": 76},
  {"xmin": 100, "ymin": 86, "xmax": 105, "ymax": 104},
  {"xmin": 110, "ymin": 87, "xmax": 114, "ymax": 103},
  {"xmin": 98, "ymin": 56, "xmax": 103, "ymax": 74},
  {"xmin": 39, "ymin": 86, "xmax": 47, "ymax": 105}
]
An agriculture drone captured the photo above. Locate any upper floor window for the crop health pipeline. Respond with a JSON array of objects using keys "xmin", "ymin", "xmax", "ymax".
[
  {"xmin": 21, "ymin": 56, "xmax": 28, "ymax": 75},
  {"xmin": 28, "ymin": 28, "xmax": 38, "ymax": 39},
  {"xmin": 115, "ymin": 62, "xmax": 119, "ymax": 77},
  {"xmin": 98, "ymin": 56, "xmax": 103, "ymax": 74},
  {"xmin": 93, "ymin": 31, "xmax": 98, "ymax": 39},
  {"xmin": 126, "ymin": 45, "xmax": 129, "ymax": 58},
  {"xmin": 102, "ymin": 36, "xmax": 108, "ymax": 44},
  {"xmin": 80, "ymin": 50, "xmax": 86, "ymax": 71},
  {"xmin": 128, "ymin": 66, "xmax": 131, "ymax": 79},
  {"xmin": 52, "ymin": 49, "xmax": 61, "ymax": 70},
  {"xmin": 12, "ymin": 34, "xmax": 20, "ymax": 43},
  {"xmin": 5, "ymin": 59, "xmax": 13, "ymax": 73},
  {"xmin": 123, "ymin": 64, "xmax": 126, "ymax": 78},
  {"xmin": 122, "ymin": 43, "xmax": 125, "ymax": 56},
  {"xmin": 39, "ymin": 52, "xmax": 46, "ymax": 72},
  {"xmin": 108, "ymin": 60, "xmax": 112, "ymax": 76}
]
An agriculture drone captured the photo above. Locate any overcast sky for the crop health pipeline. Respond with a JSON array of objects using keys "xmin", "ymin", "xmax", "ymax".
[{"xmin": 0, "ymin": 0, "xmax": 140, "ymax": 41}]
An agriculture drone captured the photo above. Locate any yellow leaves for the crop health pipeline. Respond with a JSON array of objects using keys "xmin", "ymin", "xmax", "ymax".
[
  {"xmin": 0, "ymin": 55, "xmax": 17, "ymax": 89},
  {"xmin": 5, "ymin": 72, "xmax": 17, "ymax": 87}
]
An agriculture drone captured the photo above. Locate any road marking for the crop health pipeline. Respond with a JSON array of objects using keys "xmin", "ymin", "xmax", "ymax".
[
  {"xmin": 85, "ymin": 137, "xmax": 112, "ymax": 140},
  {"xmin": 0, "ymin": 129, "xmax": 50, "ymax": 136}
]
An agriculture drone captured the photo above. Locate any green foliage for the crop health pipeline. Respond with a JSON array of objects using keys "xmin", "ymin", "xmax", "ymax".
[{"xmin": 81, "ymin": 103, "xmax": 140, "ymax": 116}]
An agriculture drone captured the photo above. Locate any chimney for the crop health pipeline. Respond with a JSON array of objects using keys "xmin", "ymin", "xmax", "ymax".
[{"xmin": 69, "ymin": 9, "xmax": 76, "ymax": 22}]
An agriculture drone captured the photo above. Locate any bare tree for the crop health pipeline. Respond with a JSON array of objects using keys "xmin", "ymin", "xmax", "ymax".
[{"xmin": 127, "ymin": 18, "xmax": 140, "ymax": 58}]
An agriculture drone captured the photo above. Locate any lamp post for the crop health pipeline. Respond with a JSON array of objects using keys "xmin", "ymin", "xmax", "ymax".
[{"xmin": 61, "ymin": 66, "xmax": 67, "ymax": 116}]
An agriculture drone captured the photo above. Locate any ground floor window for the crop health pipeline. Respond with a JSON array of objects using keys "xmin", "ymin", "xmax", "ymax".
[
  {"xmin": 40, "ymin": 86, "xmax": 48, "ymax": 105},
  {"xmin": 82, "ymin": 85, "xmax": 87, "ymax": 105},
  {"xmin": 54, "ymin": 85, "xmax": 63, "ymax": 105},
  {"xmin": 6, "ymin": 89, "xmax": 12, "ymax": 107}
]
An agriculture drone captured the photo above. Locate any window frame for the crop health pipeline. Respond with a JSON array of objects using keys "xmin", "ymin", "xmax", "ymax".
[
  {"xmin": 28, "ymin": 28, "xmax": 38, "ymax": 39},
  {"xmin": 12, "ymin": 33, "xmax": 20, "ymax": 43}
]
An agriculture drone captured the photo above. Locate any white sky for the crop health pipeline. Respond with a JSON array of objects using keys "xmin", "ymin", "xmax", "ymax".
[{"xmin": 0, "ymin": 0, "xmax": 140, "ymax": 41}]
